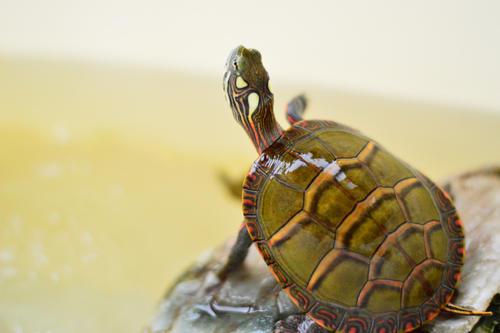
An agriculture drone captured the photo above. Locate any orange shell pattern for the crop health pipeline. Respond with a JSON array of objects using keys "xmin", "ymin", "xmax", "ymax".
[{"xmin": 243, "ymin": 120, "xmax": 465, "ymax": 333}]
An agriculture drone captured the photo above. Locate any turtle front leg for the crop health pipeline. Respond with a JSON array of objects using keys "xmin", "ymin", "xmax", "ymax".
[
  {"xmin": 217, "ymin": 222, "xmax": 252, "ymax": 280},
  {"xmin": 286, "ymin": 95, "xmax": 308, "ymax": 125},
  {"xmin": 218, "ymin": 171, "xmax": 244, "ymax": 201}
]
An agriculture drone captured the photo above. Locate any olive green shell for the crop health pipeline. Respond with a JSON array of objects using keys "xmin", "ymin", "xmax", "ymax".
[{"xmin": 242, "ymin": 120, "xmax": 465, "ymax": 333}]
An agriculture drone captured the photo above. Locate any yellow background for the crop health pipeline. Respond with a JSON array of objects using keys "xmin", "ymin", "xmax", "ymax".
[{"xmin": 0, "ymin": 56, "xmax": 499, "ymax": 332}]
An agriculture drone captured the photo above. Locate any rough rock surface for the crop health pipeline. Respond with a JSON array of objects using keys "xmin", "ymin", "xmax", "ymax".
[{"xmin": 147, "ymin": 167, "xmax": 500, "ymax": 333}]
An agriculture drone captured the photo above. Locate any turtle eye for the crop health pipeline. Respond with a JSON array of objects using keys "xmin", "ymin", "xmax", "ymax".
[{"xmin": 233, "ymin": 60, "xmax": 238, "ymax": 70}]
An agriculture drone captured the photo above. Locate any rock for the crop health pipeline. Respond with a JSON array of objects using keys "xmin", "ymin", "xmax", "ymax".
[{"xmin": 147, "ymin": 167, "xmax": 500, "ymax": 333}]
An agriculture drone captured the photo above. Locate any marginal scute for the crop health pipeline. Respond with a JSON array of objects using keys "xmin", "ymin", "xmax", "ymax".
[
  {"xmin": 443, "ymin": 264, "xmax": 461, "ymax": 289},
  {"xmin": 244, "ymin": 216, "xmax": 262, "ymax": 241},
  {"xmin": 259, "ymin": 178, "xmax": 303, "ymax": 237},
  {"xmin": 372, "ymin": 313, "xmax": 398, "ymax": 333},
  {"xmin": 308, "ymin": 302, "xmax": 344, "ymax": 331},
  {"xmin": 284, "ymin": 285, "xmax": 314, "ymax": 312},
  {"xmin": 341, "ymin": 312, "xmax": 372, "ymax": 333},
  {"xmin": 398, "ymin": 308, "xmax": 421, "ymax": 332},
  {"xmin": 255, "ymin": 241, "xmax": 274, "ymax": 264},
  {"xmin": 448, "ymin": 237, "xmax": 465, "ymax": 264},
  {"xmin": 242, "ymin": 188, "xmax": 257, "ymax": 216},
  {"xmin": 243, "ymin": 165, "xmax": 266, "ymax": 190}
]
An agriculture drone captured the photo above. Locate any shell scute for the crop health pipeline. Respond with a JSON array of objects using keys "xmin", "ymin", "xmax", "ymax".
[
  {"xmin": 398, "ymin": 308, "xmax": 421, "ymax": 332},
  {"xmin": 243, "ymin": 166, "xmax": 266, "ymax": 191},
  {"xmin": 273, "ymin": 151, "xmax": 320, "ymax": 191},
  {"xmin": 371, "ymin": 313, "xmax": 398, "ymax": 333},
  {"xmin": 442, "ymin": 211, "xmax": 465, "ymax": 238},
  {"xmin": 335, "ymin": 159, "xmax": 378, "ymax": 201},
  {"xmin": 244, "ymin": 120, "xmax": 465, "ymax": 332},
  {"xmin": 315, "ymin": 130, "xmax": 369, "ymax": 158},
  {"xmin": 308, "ymin": 302, "xmax": 345, "ymax": 331},
  {"xmin": 421, "ymin": 299, "xmax": 441, "ymax": 322},
  {"xmin": 284, "ymin": 284, "xmax": 315, "ymax": 312},
  {"xmin": 255, "ymin": 241, "xmax": 274, "ymax": 264},
  {"xmin": 336, "ymin": 188, "xmax": 406, "ymax": 258},
  {"xmin": 305, "ymin": 173, "xmax": 356, "ymax": 230},
  {"xmin": 308, "ymin": 249, "xmax": 369, "ymax": 307},
  {"xmin": 244, "ymin": 216, "xmax": 263, "ymax": 241},
  {"xmin": 291, "ymin": 136, "xmax": 335, "ymax": 168},
  {"xmin": 402, "ymin": 259, "xmax": 445, "ymax": 308},
  {"xmin": 242, "ymin": 188, "xmax": 257, "ymax": 216},
  {"xmin": 359, "ymin": 144, "xmax": 414, "ymax": 187},
  {"xmin": 423, "ymin": 221, "xmax": 448, "ymax": 262},
  {"xmin": 340, "ymin": 311, "xmax": 372, "ymax": 333},
  {"xmin": 448, "ymin": 237, "xmax": 465, "ymax": 265},
  {"xmin": 269, "ymin": 211, "xmax": 335, "ymax": 286},
  {"xmin": 397, "ymin": 179, "xmax": 441, "ymax": 224},
  {"xmin": 443, "ymin": 264, "xmax": 462, "ymax": 289},
  {"xmin": 396, "ymin": 225, "xmax": 426, "ymax": 265},
  {"xmin": 269, "ymin": 262, "xmax": 292, "ymax": 288},
  {"xmin": 357, "ymin": 280, "xmax": 402, "ymax": 313},
  {"xmin": 259, "ymin": 178, "xmax": 303, "ymax": 238}
]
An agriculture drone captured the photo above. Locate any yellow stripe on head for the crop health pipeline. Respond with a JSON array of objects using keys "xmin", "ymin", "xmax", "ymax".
[
  {"xmin": 236, "ymin": 76, "xmax": 248, "ymax": 89},
  {"xmin": 248, "ymin": 92, "xmax": 260, "ymax": 115}
]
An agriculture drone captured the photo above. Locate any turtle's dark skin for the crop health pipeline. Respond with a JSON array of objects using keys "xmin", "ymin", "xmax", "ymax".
[{"xmin": 218, "ymin": 46, "xmax": 491, "ymax": 332}]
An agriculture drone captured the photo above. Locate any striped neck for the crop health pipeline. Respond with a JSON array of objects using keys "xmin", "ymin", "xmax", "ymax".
[
  {"xmin": 223, "ymin": 45, "xmax": 283, "ymax": 153},
  {"xmin": 242, "ymin": 95, "xmax": 283, "ymax": 154}
]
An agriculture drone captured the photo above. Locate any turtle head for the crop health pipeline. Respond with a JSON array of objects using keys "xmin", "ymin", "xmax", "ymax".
[{"xmin": 224, "ymin": 46, "xmax": 282, "ymax": 154}]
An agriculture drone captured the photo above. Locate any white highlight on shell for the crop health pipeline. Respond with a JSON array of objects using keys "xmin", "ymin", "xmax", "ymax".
[
  {"xmin": 299, "ymin": 152, "xmax": 330, "ymax": 169},
  {"xmin": 236, "ymin": 76, "xmax": 248, "ymax": 88},
  {"xmin": 323, "ymin": 160, "xmax": 358, "ymax": 189},
  {"xmin": 248, "ymin": 92, "xmax": 260, "ymax": 114}
]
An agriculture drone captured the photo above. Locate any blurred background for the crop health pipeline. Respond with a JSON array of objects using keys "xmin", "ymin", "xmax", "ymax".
[{"xmin": 0, "ymin": 1, "xmax": 499, "ymax": 332}]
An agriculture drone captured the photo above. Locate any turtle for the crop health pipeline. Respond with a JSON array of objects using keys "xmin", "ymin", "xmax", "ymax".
[{"xmin": 218, "ymin": 45, "xmax": 491, "ymax": 332}]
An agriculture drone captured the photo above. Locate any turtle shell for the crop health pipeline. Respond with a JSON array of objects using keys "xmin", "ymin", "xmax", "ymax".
[{"xmin": 243, "ymin": 120, "xmax": 465, "ymax": 333}]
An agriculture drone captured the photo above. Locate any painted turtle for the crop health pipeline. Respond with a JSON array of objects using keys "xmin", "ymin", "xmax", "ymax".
[{"xmin": 219, "ymin": 46, "xmax": 490, "ymax": 332}]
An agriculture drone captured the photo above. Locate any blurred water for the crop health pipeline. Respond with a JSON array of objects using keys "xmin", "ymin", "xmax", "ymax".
[{"xmin": 0, "ymin": 56, "xmax": 499, "ymax": 333}]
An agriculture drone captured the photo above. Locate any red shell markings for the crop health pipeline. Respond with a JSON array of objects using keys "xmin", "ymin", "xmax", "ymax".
[{"xmin": 242, "ymin": 120, "xmax": 465, "ymax": 332}]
